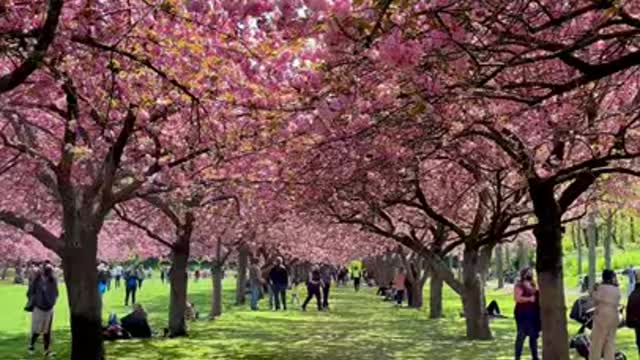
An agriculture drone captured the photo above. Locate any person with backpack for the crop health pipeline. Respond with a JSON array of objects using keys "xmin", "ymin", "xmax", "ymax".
[
  {"xmin": 124, "ymin": 268, "xmax": 140, "ymax": 307},
  {"xmin": 27, "ymin": 264, "xmax": 58, "ymax": 357},
  {"xmin": 590, "ymin": 269, "xmax": 621, "ymax": 360},
  {"xmin": 514, "ymin": 267, "xmax": 540, "ymax": 360}
]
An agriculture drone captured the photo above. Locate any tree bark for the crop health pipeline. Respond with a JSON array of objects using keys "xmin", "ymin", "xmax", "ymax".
[
  {"xmin": 631, "ymin": 216, "xmax": 636, "ymax": 244},
  {"xmin": 61, "ymin": 220, "xmax": 103, "ymax": 360},
  {"xmin": 461, "ymin": 247, "xmax": 492, "ymax": 340},
  {"xmin": 576, "ymin": 223, "xmax": 583, "ymax": 276},
  {"xmin": 168, "ymin": 238, "xmax": 189, "ymax": 337},
  {"xmin": 429, "ymin": 272, "xmax": 443, "ymax": 319},
  {"xmin": 587, "ymin": 212, "xmax": 597, "ymax": 291},
  {"xmin": 495, "ymin": 245, "xmax": 504, "ymax": 289},
  {"xmin": 505, "ymin": 245, "xmax": 511, "ymax": 272},
  {"xmin": 605, "ymin": 210, "xmax": 613, "ymax": 270},
  {"xmin": 211, "ymin": 263, "xmax": 223, "ymax": 318},
  {"xmin": 530, "ymin": 182, "xmax": 570, "ymax": 360},
  {"xmin": 517, "ymin": 240, "xmax": 528, "ymax": 270},
  {"xmin": 235, "ymin": 245, "xmax": 249, "ymax": 305},
  {"xmin": 408, "ymin": 277, "xmax": 425, "ymax": 309},
  {"xmin": 0, "ymin": 264, "xmax": 7, "ymax": 280}
]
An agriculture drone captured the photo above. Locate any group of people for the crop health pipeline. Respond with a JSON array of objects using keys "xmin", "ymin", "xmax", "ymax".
[
  {"xmin": 248, "ymin": 257, "xmax": 350, "ymax": 312},
  {"xmin": 516, "ymin": 266, "xmax": 640, "ymax": 360},
  {"xmin": 95, "ymin": 263, "xmax": 151, "ymax": 307}
]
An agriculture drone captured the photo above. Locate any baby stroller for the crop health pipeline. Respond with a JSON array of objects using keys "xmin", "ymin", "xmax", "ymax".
[{"xmin": 569, "ymin": 296, "xmax": 627, "ymax": 360}]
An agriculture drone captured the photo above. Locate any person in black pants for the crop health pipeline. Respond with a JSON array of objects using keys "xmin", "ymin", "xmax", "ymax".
[
  {"xmin": 268, "ymin": 257, "xmax": 289, "ymax": 311},
  {"xmin": 627, "ymin": 273, "xmax": 640, "ymax": 356},
  {"xmin": 124, "ymin": 269, "xmax": 139, "ymax": 306},
  {"xmin": 321, "ymin": 265, "xmax": 332, "ymax": 310},
  {"xmin": 302, "ymin": 266, "xmax": 322, "ymax": 311}
]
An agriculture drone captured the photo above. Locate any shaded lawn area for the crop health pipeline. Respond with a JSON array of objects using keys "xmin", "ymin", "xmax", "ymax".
[{"xmin": 0, "ymin": 278, "xmax": 637, "ymax": 359}]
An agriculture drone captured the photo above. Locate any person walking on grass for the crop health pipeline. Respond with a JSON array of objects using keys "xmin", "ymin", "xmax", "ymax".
[
  {"xmin": 124, "ymin": 267, "xmax": 140, "ymax": 307},
  {"xmin": 136, "ymin": 266, "xmax": 145, "ymax": 289},
  {"xmin": 113, "ymin": 264, "xmax": 123, "ymax": 289},
  {"xmin": 392, "ymin": 267, "xmax": 407, "ymax": 306},
  {"xmin": 302, "ymin": 265, "xmax": 322, "ymax": 312},
  {"xmin": 27, "ymin": 264, "xmax": 58, "ymax": 357},
  {"xmin": 321, "ymin": 265, "xmax": 332, "ymax": 310},
  {"xmin": 249, "ymin": 258, "xmax": 263, "ymax": 311},
  {"xmin": 349, "ymin": 260, "xmax": 362, "ymax": 292},
  {"xmin": 268, "ymin": 257, "xmax": 289, "ymax": 311},
  {"xmin": 590, "ymin": 269, "xmax": 621, "ymax": 360},
  {"xmin": 514, "ymin": 267, "xmax": 540, "ymax": 360},
  {"xmin": 625, "ymin": 271, "xmax": 640, "ymax": 356}
]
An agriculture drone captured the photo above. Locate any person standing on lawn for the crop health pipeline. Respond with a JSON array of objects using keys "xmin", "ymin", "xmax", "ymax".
[
  {"xmin": 27, "ymin": 264, "xmax": 58, "ymax": 357},
  {"xmin": 302, "ymin": 265, "xmax": 322, "ymax": 312},
  {"xmin": 268, "ymin": 257, "xmax": 289, "ymax": 311},
  {"xmin": 513, "ymin": 267, "xmax": 540, "ymax": 360}
]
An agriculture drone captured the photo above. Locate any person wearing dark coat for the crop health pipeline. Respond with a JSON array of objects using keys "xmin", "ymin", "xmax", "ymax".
[
  {"xmin": 628, "ymin": 273, "xmax": 640, "ymax": 355},
  {"xmin": 268, "ymin": 257, "xmax": 289, "ymax": 311},
  {"xmin": 121, "ymin": 304, "xmax": 152, "ymax": 339}
]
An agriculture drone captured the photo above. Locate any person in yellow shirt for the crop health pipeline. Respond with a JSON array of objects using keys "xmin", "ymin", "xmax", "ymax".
[{"xmin": 349, "ymin": 260, "xmax": 363, "ymax": 292}]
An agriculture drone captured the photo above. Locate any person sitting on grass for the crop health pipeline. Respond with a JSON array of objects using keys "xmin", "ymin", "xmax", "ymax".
[
  {"xmin": 121, "ymin": 304, "xmax": 152, "ymax": 339},
  {"xmin": 185, "ymin": 301, "xmax": 199, "ymax": 321},
  {"xmin": 103, "ymin": 313, "xmax": 131, "ymax": 341}
]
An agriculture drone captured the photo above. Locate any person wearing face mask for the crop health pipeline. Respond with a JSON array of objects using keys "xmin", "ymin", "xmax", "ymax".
[
  {"xmin": 590, "ymin": 269, "xmax": 621, "ymax": 360},
  {"xmin": 514, "ymin": 268, "xmax": 540, "ymax": 360}
]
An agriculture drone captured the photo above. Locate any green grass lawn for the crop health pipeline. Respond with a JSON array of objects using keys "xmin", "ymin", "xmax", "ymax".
[{"xmin": 0, "ymin": 276, "xmax": 638, "ymax": 359}]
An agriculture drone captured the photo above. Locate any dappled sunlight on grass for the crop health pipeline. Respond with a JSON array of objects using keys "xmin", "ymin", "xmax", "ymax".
[{"xmin": 0, "ymin": 278, "xmax": 637, "ymax": 359}]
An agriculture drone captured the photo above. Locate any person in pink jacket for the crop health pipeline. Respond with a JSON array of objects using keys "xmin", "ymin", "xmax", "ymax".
[
  {"xmin": 392, "ymin": 267, "xmax": 407, "ymax": 305},
  {"xmin": 590, "ymin": 269, "xmax": 621, "ymax": 360}
]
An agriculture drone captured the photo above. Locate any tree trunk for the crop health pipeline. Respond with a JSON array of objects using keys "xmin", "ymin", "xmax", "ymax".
[
  {"xmin": 517, "ymin": 240, "xmax": 528, "ymax": 270},
  {"xmin": 461, "ymin": 247, "xmax": 492, "ymax": 340},
  {"xmin": 605, "ymin": 210, "xmax": 613, "ymax": 270},
  {"xmin": 211, "ymin": 264, "xmax": 223, "ymax": 318},
  {"xmin": 631, "ymin": 216, "xmax": 636, "ymax": 244},
  {"xmin": 505, "ymin": 245, "xmax": 511, "ymax": 272},
  {"xmin": 235, "ymin": 245, "xmax": 249, "ymax": 305},
  {"xmin": 495, "ymin": 245, "xmax": 504, "ymax": 289},
  {"xmin": 0, "ymin": 264, "xmax": 7, "ymax": 280},
  {"xmin": 576, "ymin": 223, "xmax": 583, "ymax": 276},
  {"xmin": 429, "ymin": 272, "xmax": 443, "ymax": 319},
  {"xmin": 61, "ymin": 222, "xmax": 103, "ymax": 360},
  {"xmin": 530, "ymin": 182, "xmax": 570, "ymax": 360},
  {"xmin": 587, "ymin": 212, "xmax": 597, "ymax": 291},
  {"xmin": 409, "ymin": 277, "xmax": 425, "ymax": 309},
  {"xmin": 168, "ymin": 239, "xmax": 189, "ymax": 337}
]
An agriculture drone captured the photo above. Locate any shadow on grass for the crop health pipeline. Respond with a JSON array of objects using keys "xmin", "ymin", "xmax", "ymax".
[{"xmin": 6, "ymin": 281, "xmax": 638, "ymax": 359}]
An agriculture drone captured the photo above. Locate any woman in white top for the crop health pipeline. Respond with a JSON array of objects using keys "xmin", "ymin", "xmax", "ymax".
[{"xmin": 590, "ymin": 269, "xmax": 621, "ymax": 360}]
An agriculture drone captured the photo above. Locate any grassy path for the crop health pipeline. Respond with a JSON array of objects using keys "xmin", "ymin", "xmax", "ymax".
[{"xmin": 0, "ymin": 278, "xmax": 637, "ymax": 359}]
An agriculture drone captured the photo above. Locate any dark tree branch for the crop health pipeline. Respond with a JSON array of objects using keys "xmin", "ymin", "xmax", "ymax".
[
  {"xmin": 0, "ymin": 0, "xmax": 64, "ymax": 93},
  {"xmin": 0, "ymin": 210, "xmax": 63, "ymax": 254}
]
